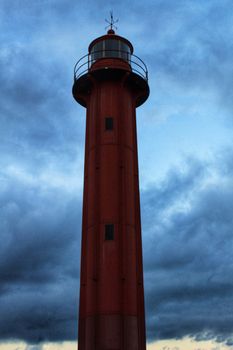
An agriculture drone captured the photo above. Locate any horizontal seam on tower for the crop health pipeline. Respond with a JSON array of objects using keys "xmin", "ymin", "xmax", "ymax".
[
  {"xmin": 88, "ymin": 143, "xmax": 134, "ymax": 152},
  {"xmin": 79, "ymin": 312, "xmax": 139, "ymax": 317}
]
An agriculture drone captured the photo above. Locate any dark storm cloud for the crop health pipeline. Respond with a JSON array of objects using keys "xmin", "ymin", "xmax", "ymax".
[
  {"xmin": 0, "ymin": 175, "xmax": 81, "ymax": 342},
  {"xmin": 0, "ymin": 1, "xmax": 85, "ymax": 343},
  {"xmin": 142, "ymin": 154, "xmax": 233, "ymax": 344},
  {"xmin": 1, "ymin": 151, "xmax": 232, "ymax": 344}
]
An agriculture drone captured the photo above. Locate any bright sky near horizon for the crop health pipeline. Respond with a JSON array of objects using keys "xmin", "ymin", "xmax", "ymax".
[
  {"xmin": 0, "ymin": 0, "xmax": 233, "ymax": 349},
  {"xmin": 1, "ymin": 339, "xmax": 233, "ymax": 350}
]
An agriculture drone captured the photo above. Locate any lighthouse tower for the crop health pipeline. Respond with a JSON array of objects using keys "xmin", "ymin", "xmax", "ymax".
[{"xmin": 72, "ymin": 21, "xmax": 149, "ymax": 350}]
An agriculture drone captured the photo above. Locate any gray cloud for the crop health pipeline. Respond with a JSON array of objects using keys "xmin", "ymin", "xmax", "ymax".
[
  {"xmin": 0, "ymin": 176, "xmax": 81, "ymax": 343},
  {"xmin": 26, "ymin": 345, "xmax": 43, "ymax": 350},
  {"xmin": 142, "ymin": 154, "xmax": 233, "ymax": 344}
]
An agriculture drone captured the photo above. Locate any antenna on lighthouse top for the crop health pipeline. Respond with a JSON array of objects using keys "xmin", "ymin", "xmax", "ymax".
[{"xmin": 105, "ymin": 11, "xmax": 119, "ymax": 33}]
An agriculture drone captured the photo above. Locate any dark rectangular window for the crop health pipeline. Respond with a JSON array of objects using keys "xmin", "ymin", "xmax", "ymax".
[
  {"xmin": 105, "ymin": 224, "xmax": 114, "ymax": 240},
  {"xmin": 105, "ymin": 117, "xmax": 113, "ymax": 130}
]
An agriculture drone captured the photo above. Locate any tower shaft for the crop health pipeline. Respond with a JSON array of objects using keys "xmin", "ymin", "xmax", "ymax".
[{"xmin": 78, "ymin": 75, "xmax": 146, "ymax": 350}]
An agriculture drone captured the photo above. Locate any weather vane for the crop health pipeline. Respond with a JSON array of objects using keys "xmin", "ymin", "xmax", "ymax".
[{"xmin": 105, "ymin": 11, "xmax": 119, "ymax": 31}]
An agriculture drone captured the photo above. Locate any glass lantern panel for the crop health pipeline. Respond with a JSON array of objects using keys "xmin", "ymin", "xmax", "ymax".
[
  {"xmin": 104, "ymin": 39, "xmax": 119, "ymax": 58},
  {"xmin": 90, "ymin": 41, "xmax": 103, "ymax": 63},
  {"xmin": 90, "ymin": 39, "xmax": 131, "ymax": 64}
]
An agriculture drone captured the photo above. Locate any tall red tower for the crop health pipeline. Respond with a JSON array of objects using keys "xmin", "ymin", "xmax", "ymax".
[{"xmin": 72, "ymin": 25, "xmax": 149, "ymax": 350}]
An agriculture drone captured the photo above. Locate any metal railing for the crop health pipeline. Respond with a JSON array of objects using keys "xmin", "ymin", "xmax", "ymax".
[{"xmin": 74, "ymin": 49, "xmax": 148, "ymax": 82}]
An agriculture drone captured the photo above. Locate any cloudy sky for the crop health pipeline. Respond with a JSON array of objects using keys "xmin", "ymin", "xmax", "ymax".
[{"xmin": 1, "ymin": 0, "xmax": 233, "ymax": 349}]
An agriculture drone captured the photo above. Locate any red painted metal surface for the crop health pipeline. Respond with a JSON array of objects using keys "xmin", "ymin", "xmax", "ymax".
[{"xmin": 73, "ymin": 32, "xmax": 149, "ymax": 350}]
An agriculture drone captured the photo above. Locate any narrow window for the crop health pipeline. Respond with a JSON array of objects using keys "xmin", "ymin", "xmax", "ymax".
[
  {"xmin": 105, "ymin": 117, "xmax": 113, "ymax": 131},
  {"xmin": 105, "ymin": 224, "xmax": 114, "ymax": 240}
]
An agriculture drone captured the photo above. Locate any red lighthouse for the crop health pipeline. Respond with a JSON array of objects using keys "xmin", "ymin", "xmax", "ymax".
[{"xmin": 72, "ymin": 21, "xmax": 149, "ymax": 350}]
